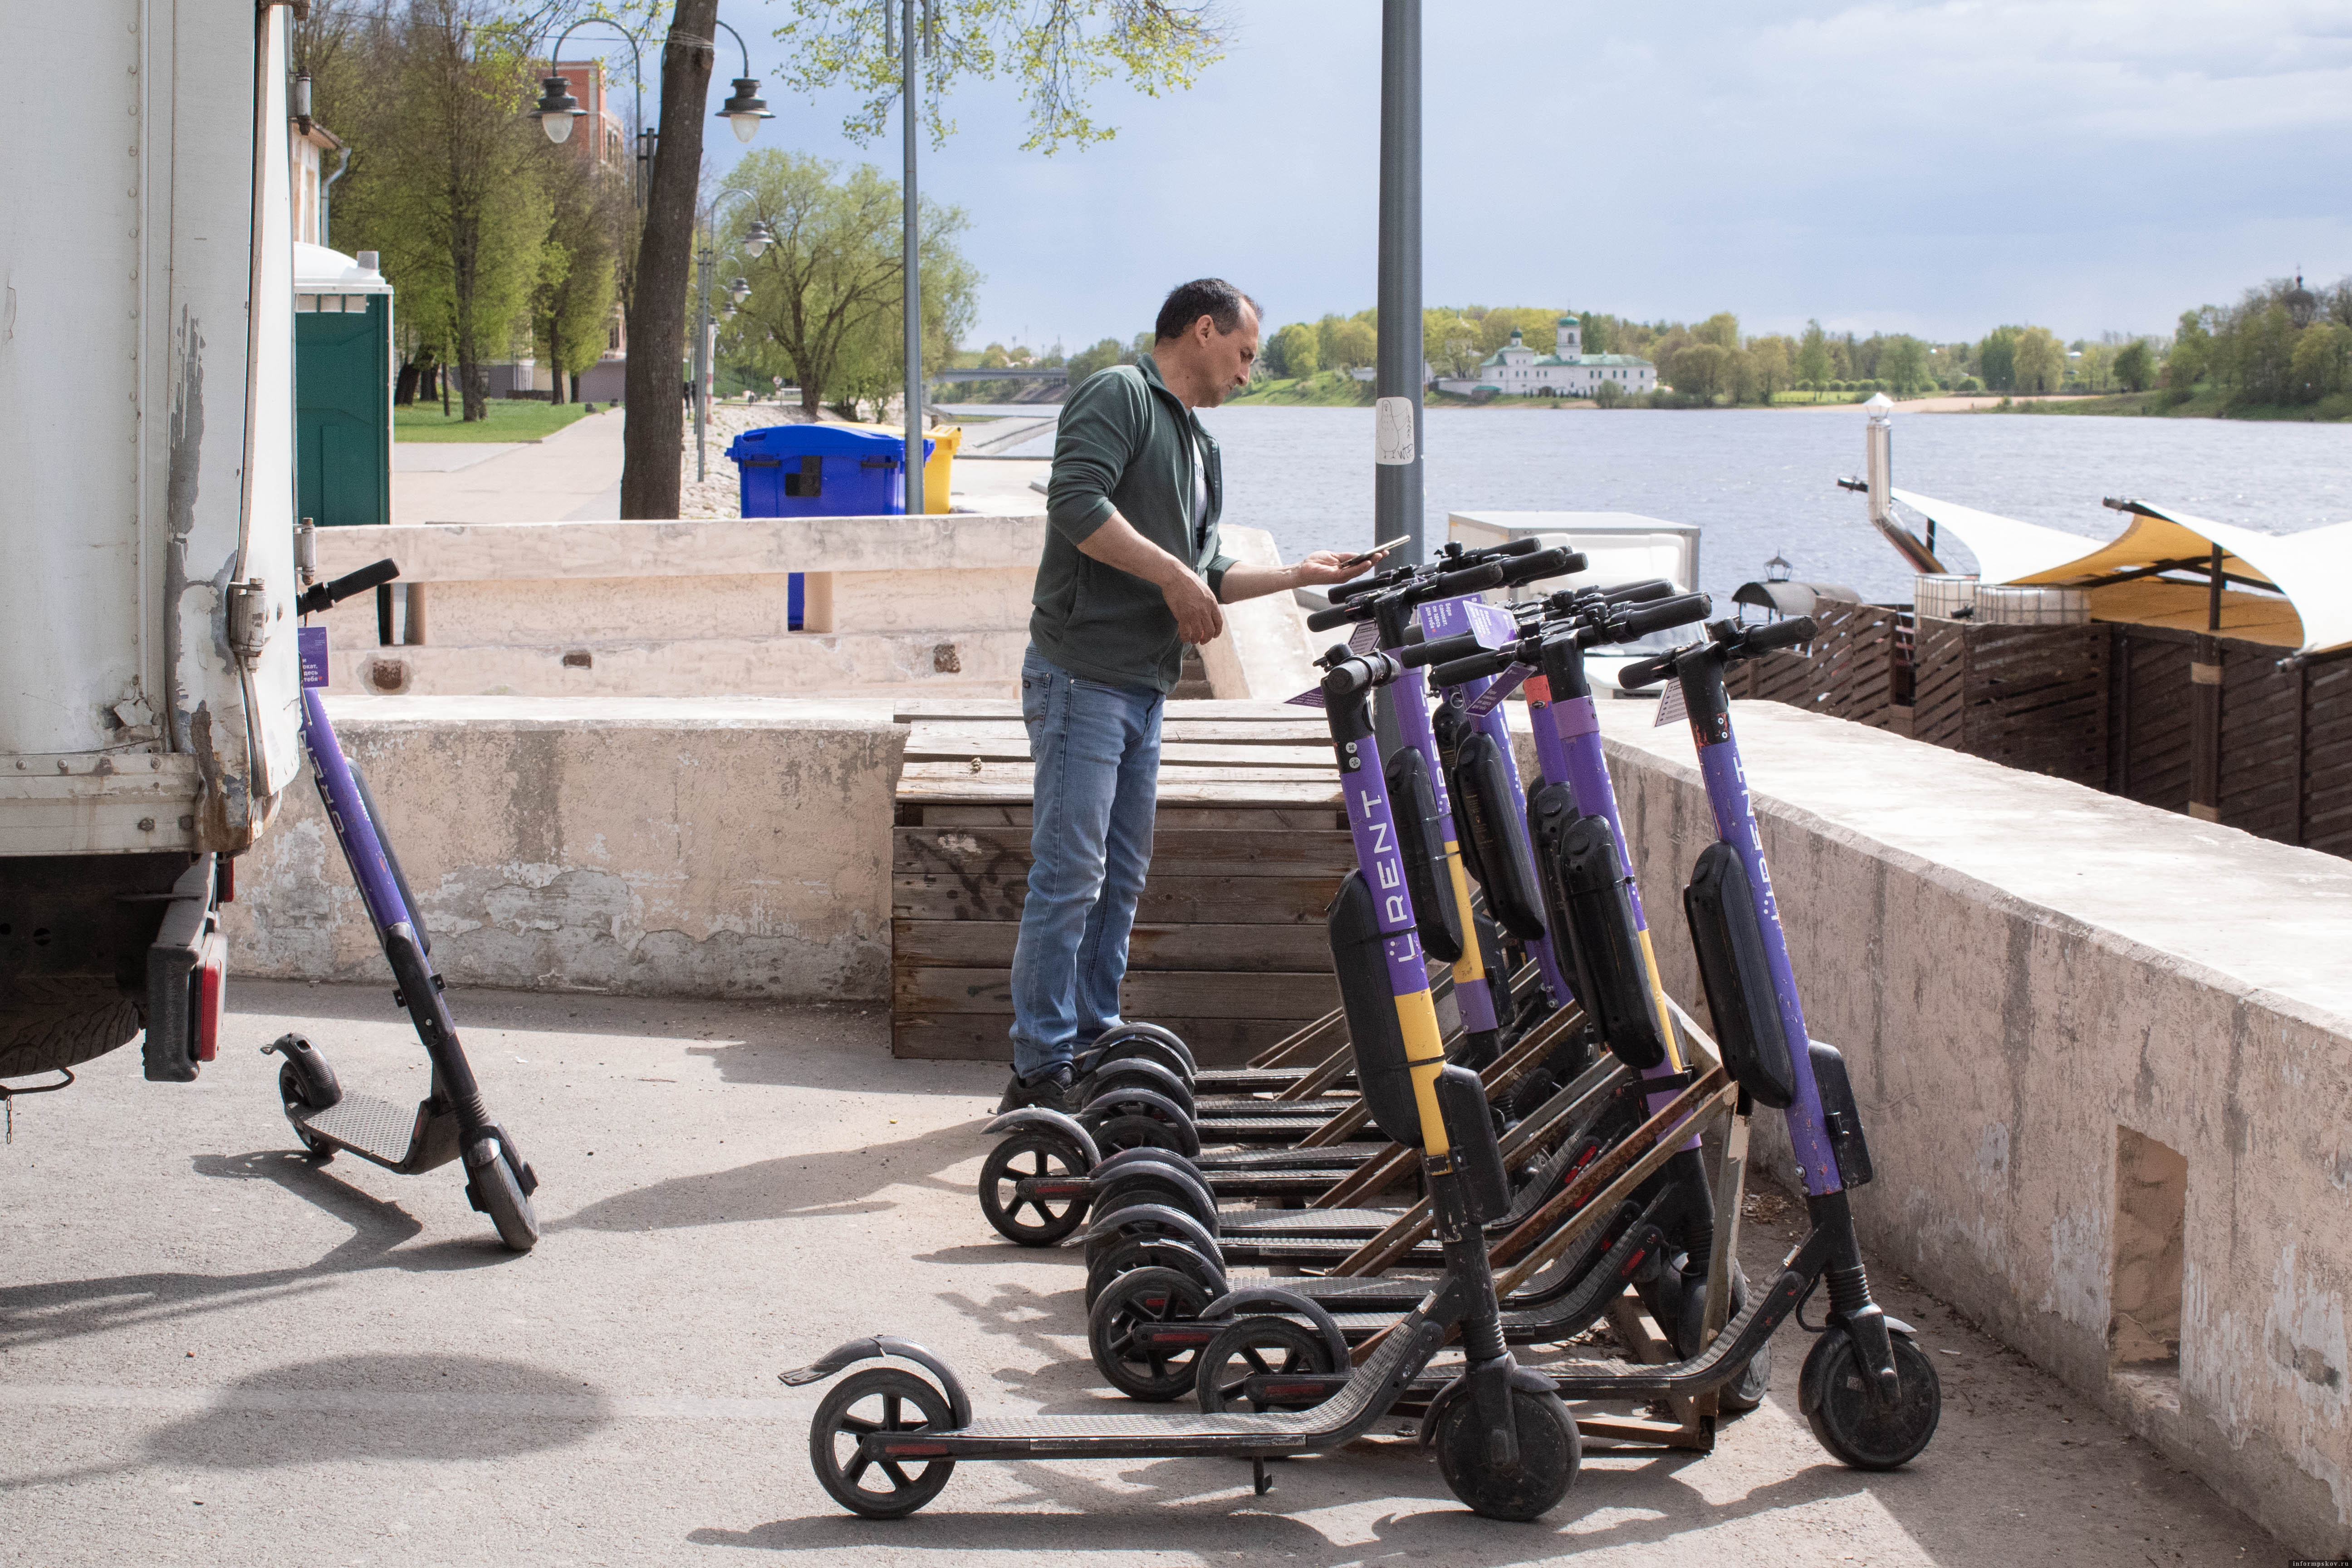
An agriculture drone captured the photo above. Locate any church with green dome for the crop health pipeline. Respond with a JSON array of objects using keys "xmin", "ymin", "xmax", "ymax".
[{"xmin": 1436, "ymin": 316, "xmax": 1656, "ymax": 398}]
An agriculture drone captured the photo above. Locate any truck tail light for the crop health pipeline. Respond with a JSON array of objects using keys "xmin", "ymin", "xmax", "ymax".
[{"xmin": 195, "ymin": 932, "xmax": 227, "ymax": 1062}]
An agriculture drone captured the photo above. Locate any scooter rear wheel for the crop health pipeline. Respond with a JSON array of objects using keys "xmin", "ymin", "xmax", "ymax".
[
  {"xmin": 1088, "ymin": 1265, "xmax": 1215, "ymax": 1401},
  {"xmin": 1799, "ymin": 1328, "xmax": 1940, "ymax": 1470},
  {"xmin": 809, "ymin": 1367, "xmax": 956, "ymax": 1518},
  {"xmin": 1193, "ymin": 1316, "xmax": 1335, "ymax": 1414},
  {"xmin": 276, "ymin": 1064, "xmax": 337, "ymax": 1160},
  {"xmin": 1434, "ymin": 1382, "xmax": 1580, "ymax": 1522},
  {"xmin": 978, "ymin": 1133, "xmax": 1091, "ymax": 1246},
  {"xmin": 466, "ymin": 1137, "xmax": 540, "ymax": 1253}
]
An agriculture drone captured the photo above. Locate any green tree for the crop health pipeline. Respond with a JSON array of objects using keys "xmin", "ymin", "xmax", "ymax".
[
  {"xmin": 1268, "ymin": 321, "xmax": 1319, "ymax": 380},
  {"xmin": 1977, "ymin": 325, "xmax": 2021, "ymax": 392},
  {"xmin": 1693, "ymin": 312, "xmax": 1741, "ymax": 350},
  {"xmin": 1879, "ymin": 335, "xmax": 1930, "ymax": 395},
  {"xmin": 1326, "ymin": 317, "xmax": 1376, "ymax": 372},
  {"xmin": 2113, "ymin": 337, "xmax": 2156, "ymax": 392},
  {"xmin": 2011, "ymin": 326, "xmax": 2065, "ymax": 394},
  {"xmin": 2165, "ymin": 309, "xmax": 2214, "ymax": 388},
  {"xmin": 1423, "ymin": 310, "xmax": 1484, "ymax": 380},
  {"xmin": 331, "ymin": 0, "xmax": 557, "ymax": 421},
  {"xmin": 2289, "ymin": 323, "xmax": 2352, "ymax": 402},
  {"xmin": 1795, "ymin": 319, "xmax": 1830, "ymax": 386},
  {"xmin": 716, "ymin": 151, "xmax": 977, "ymax": 418},
  {"xmin": 531, "ymin": 142, "xmax": 631, "ymax": 403},
  {"xmin": 769, "ymin": 0, "xmax": 1230, "ymax": 153},
  {"xmin": 1671, "ymin": 343, "xmax": 1732, "ymax": 401},
  {"xmin": 1063, "ymin": 337, "xmax": 1129, "ymax": 382},
  {"xmin": 1748, "ymin": 337, "xmax": 1793, "ymax": 401}
]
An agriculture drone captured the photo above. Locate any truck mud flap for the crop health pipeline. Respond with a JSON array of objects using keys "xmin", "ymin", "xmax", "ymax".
[{"xmin": 1681, "ymin": 842, "xmax": 1797, "ymax": 1107}]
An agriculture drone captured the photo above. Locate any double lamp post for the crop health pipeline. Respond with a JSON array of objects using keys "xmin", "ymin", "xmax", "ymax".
[{"xmin": 529, "ymin": 5, "xmax": 934, "ymax": 511}]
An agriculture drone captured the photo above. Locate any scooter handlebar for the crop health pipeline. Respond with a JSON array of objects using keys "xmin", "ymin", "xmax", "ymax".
[
  {"xmin": 296, "ymin": 559, "xmax": 400, "ymax": 616},
  {"xmin": 1496, "ymin": 546, "xmax": 1586, "ymax": 587},
  {"xmin": 1600, "ymin": 577, "xmax": 1676, "ymax": 606},
  {"xmin": 1739, "ymin": 614, "xmax": 1818, "ymax": 653},
  {"xmin": 1396, "ymin": 632, "xmax": 1485, "ymax": 669},
  {"xmin": 1429, "ymin": 644, "xmax": 1524, "ymax": 688},
  {"xmin": 1304, "ymin": 599, "xmax": 1361, "ymax": 633},
  {"xmin": 1604, "ymin": 592, "xmax": 1712, "ymax": 643},
  {"xmin": 1617, "ymin": 653, "xmax": 1675, "ymax": 691}
]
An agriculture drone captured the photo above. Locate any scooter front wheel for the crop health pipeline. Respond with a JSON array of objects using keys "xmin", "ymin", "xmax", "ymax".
[
  {"xmin": 1434, "ymin": 1382, "xmax": 1580, "ymax": 1522},
  {"xmin": 466, "ymin": 1138, "xmax": 540, "ymax": 1252},
  {"xmin": 1799, "ymin": 1328, "xmax": 1940, "ymax": 1470},
  {"xmin": 1193, "ymin": 1315, "xmax": 1335, "ymax": 1414},
  {"xmin": 977, "ymin": 1133, "xmax": 1091, "ymax": 1246},
  {"xmin": 809, "ymin": 1367, "xmax": 956, "ymax": 1518}
]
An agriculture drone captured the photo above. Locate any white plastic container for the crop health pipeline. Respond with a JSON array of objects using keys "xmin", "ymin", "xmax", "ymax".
[
  {"xmin": 1914, "ymin": 573, "xmax": 1979, "ymax": 622},
  {"xmin": 1974, "ymin": 584, "xmax": 2091, "ymax": 626}
]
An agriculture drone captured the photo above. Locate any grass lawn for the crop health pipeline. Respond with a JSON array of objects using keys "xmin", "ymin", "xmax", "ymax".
[{"xmin": 395, "ymin": 400, "xmax": 595, "ymax": 442}]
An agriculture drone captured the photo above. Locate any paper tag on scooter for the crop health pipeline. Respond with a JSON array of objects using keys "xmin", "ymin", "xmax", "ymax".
[
  {"xmin": 1654, "ymin": 679, "xmax": 1687, "ymax": 728},
  {"xmin": 1465, "ymin": 663, "xmax": 1533, "ymax": 716},
  {"xmin": 1284, "ymin": 686, "xmax": 1326, "ymax": 709}
]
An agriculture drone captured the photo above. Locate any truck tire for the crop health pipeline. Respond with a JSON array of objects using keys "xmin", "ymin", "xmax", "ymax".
[{"xmin": 0, "ymin": 979, "xmax": 140, "ymax": 1079}]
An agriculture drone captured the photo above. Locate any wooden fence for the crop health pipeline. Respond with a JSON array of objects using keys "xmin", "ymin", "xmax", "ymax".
[{"xmin": 1732, "ymin": 601, "xmax": 2352, "ymax": 858}]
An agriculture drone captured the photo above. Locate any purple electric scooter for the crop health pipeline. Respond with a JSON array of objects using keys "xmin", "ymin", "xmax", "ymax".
[{"xmin": 256, "ymin": 533, "xmax": 540, "ymax": 1252}]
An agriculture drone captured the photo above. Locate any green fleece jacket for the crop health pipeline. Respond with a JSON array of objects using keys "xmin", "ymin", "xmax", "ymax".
[{"xmin": 1032, "ymin": 353, "xmax": 1237, "ymax": 694}]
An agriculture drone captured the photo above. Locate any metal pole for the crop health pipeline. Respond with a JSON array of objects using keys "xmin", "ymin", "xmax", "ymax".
[
  {"xmin": 902, "ymin": 0, "xmax": 924, "ymax": 514},
  {"xmin": 1373, "ymin": 0, "xmax": 1422, "ymax": 564},
  {"xmin": 695, "ymin": 243, "xmax": 710, "ymax": 482}
]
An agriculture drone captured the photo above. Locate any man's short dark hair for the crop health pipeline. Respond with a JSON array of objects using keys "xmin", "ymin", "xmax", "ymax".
[{"xmin": 1155, "ymin": 278, "xmax": 1260, "ymax": 342}]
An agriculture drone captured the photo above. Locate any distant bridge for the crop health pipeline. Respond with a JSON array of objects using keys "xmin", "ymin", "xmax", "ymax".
[{"xmin": 929, "ymin": 366, "xmax": 1069, "ymax": 384}]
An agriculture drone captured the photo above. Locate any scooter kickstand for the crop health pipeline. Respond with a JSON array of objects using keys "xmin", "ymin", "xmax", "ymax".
[{"xmin": 1252, "ymin": 1457, "xmax": 1274, "ymax": 1497}]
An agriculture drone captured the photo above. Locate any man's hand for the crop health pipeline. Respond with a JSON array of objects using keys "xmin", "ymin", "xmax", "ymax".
[
  {"xmin": 1157, "ymin": 564, "xmax": 1226, "ymax": 644},
  {"xmin": 1293, "ymin": 549, "xmax": 1377, "ymax": 588}
]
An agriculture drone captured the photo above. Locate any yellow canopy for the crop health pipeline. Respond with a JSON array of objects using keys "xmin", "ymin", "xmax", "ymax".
[{"xmin": 1889, "ymin": 489, "xmax": 2352, "ymax": 656}]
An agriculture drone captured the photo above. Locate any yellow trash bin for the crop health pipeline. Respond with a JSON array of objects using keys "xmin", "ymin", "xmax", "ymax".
[{"xmin": 922, "ymin": 425, "xmax": 961, "ymax": 514}]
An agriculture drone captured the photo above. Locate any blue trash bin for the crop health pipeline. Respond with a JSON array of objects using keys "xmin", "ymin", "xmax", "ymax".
[{"xmin": 726, "ymin": 425, "xmax": 936, "ymax": 628}]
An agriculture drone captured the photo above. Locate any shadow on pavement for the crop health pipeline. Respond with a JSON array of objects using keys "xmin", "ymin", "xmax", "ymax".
[{"xmin": 556, "ymin": 1122, "xmax": 990, "ymax": 1234}]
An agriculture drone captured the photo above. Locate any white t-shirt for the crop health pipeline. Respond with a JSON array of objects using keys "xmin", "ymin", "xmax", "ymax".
[{"xmin": 1189, "ymin": 426, "xmax": 1209, "ymax": 552}]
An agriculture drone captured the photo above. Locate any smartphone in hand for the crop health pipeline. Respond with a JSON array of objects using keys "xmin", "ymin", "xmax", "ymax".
[{"xmin": 1340, "ymin": 535, "xmax": 1410, "ymax": 568}]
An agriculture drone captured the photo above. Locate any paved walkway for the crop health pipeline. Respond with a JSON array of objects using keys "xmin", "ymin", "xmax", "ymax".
[
  {"xmin": 0, "ymin": 983, "xmax": 2281, "ymax": 1565},
  {"xmin": 392, "ymin": 409, "xmax": 624, "ymax": 524}
]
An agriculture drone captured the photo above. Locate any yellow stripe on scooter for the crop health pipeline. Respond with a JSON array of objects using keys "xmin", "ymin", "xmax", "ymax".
[
  {"xmin": 1442, "ymin": 843, "xmax": 1484, "ymax": 984},
  {"xmin": 1634, "ymin": 926, "xmax": 1687, "ymax": 1073},
  {"xmin": 1393, "ymin": 989, "xmax": 1450, "ymax": 1156}
]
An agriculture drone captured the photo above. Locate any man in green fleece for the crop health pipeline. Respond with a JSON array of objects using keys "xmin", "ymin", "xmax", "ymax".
[{"xmin": 1001, "ymin": 279, "xmax": 1372, "ymax": 1111}]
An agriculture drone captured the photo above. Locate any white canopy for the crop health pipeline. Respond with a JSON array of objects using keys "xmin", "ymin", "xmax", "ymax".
[
  {"xmin": 294, "ymin": 241, "xmax": 392, "ymax": 294},
  {"xmin": 1890, "ymin": 489, "xmax": 2352, "ymax": 656}
]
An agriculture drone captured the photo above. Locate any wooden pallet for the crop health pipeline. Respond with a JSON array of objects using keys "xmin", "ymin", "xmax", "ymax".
[{"xmin": 891, "ymin": 699, "xmax": 1351, "ymax": 1063}]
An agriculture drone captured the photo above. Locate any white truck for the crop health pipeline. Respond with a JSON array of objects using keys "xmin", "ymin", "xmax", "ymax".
[{"xmin": 1, "ymin": 2, "xmax": 303, "ymax": 1081}]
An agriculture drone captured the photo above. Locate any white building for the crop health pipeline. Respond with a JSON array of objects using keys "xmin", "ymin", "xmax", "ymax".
[{"xmin": 1436, "ymin": 317, "xmax": 1655, "ymax": 398}]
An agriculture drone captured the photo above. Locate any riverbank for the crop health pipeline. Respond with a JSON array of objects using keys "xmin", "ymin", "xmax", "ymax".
[{"xmin": 1965, "ymin": 387, "xmax": 2352, "ymax": 421}]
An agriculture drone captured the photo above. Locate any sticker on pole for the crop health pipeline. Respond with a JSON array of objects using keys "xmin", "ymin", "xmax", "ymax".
[{"xmin": 1374, "ymin": 398, "xmax": 1416, "ymax": 466}]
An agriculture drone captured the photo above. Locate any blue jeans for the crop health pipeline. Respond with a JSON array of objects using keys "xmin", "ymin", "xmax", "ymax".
[{"xmin": 1008, "ymin": 647, "xmax": 1164, "ymax": 1078}]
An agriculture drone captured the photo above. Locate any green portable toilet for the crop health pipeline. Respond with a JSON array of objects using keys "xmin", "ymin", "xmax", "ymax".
[{"xmin": 294, "ymin": 242, "xmax": 393, "ymax": 528}]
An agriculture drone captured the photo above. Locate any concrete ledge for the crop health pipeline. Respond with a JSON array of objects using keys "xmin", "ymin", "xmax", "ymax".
[
  {"xmin": 226, "ymin": 697, "xmax": 906, "ymax": 1000},
  {"xmin": 314, "ymin": 513, "xmax": 1047, "ymax": 580},
  {"xmin": 329, "ymin": 632, "xmax": 1026, "ymax": 700},
  {"xmin": 1584, "ymin": 697, "xmax": 2352, "ymax": 1555}
]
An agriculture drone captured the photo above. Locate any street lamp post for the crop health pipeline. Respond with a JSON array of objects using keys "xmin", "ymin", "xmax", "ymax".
[
  {"xmin": 694, "ymin": 190, "xmax": 772, "ymax": 483},
  {"xmin": 532, "ymin": 18, "xmax": 651, "ymax": 210},
  {"xmin": 901, "ymin": 0, "xmax": 925, "ymax": 515}
]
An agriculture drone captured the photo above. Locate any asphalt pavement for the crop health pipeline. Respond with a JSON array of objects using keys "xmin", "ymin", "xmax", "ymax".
[{"xmin": 0, "ymin": 982, "xmax": 2283, "ymax": 1566}]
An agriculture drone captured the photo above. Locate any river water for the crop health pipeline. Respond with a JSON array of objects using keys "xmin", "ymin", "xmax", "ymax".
[{"xmin": 968, "ymin": 405, "xmax": 2352, "ymax": 604}]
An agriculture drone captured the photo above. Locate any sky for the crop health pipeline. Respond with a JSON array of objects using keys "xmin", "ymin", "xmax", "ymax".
[{"xmin": 688, "ymin": 0, "xmax": 2352, "ymax": 354}]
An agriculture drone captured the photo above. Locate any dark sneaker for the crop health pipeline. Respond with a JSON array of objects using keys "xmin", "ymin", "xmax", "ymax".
[{"xmin": 996, "ymin": 1066, "xmax": 1074, "ymax": 1115}]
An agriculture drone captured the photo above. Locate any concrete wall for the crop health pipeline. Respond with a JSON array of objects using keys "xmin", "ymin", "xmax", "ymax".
[
  {"xmin": 227, "ymin": 697, "xmax": 905, "ymax": 1001},
  {"xmin": 310, "ymin": 514, "xmax": 1319, "ymax": 705},
  {"xmin": 1576, "ymin": 697, "xmax": 2352, "ymax": 1556}
]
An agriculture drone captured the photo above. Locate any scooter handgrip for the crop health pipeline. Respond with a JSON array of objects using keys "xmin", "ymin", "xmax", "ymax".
[
  {"xmin": 1601, "ymin": 578, "xmax": 1676, "ymax": 605},
  {"xmin": 1397, "ymin": 632, "xmax": 1484, "ymax": 669},
  {"xmin": 1430, "ymin": 646, "xmax": 1517, "ymax": 687},
  {"xmin": 1305, "ymin": 599, "xmax": 1366, "ymax": 633},
  {"xmin": 1497, "ymin": 546, "xmax": 1585, "ymax": 587},
  {"xmin": 1618, "ymin": 654, "xmax": 1674, "ymax": 691},
  {"xmin": 1744, "ymin": 614, "xmax": 1818, "ymax": 652},
  {"xmin": 1417, "ymin": 560, "xmax": 1508, "ymax": 603},
  {"xmin": 1609, "ymin": 592, "xmax": 1712, "ymax": 642},
  {"xmin": 1464, "ymin": 536, "xmax": 1544, "ymax": 559},
  {"xmin": 299, "ymin": 558, "xmax": 401, "ymax": 615},
  {"xmin": 1320, "ymin": 655, "xmax": 1381, "ymax": 701}
]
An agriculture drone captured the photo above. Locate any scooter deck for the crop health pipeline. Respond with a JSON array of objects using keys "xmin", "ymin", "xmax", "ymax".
[{"xmin": 294, "ymin": 1090, "xmax": 461, "ymax": 1174}]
